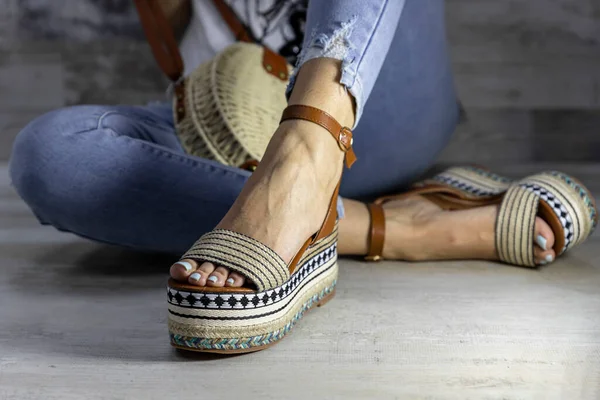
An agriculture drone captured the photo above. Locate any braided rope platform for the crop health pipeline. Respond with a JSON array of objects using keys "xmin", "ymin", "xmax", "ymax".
[{"xmin": 170, "ymin": 282, "xmax": 336, "ymax": 352}]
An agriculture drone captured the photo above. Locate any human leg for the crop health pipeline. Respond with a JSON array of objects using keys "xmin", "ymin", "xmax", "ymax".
[
  {"xmin": 172, "ymin": 0, "xmax": 410, "ymax": 286},
  {"xmin": 9, "ymin": 103, "xmax": 251, "ymax": 254},
  {"xmin": 333, "ymin": 0, "xmax": 556, "ymax": 264}
]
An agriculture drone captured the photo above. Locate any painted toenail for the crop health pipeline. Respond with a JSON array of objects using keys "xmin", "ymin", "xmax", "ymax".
[
  {"xmin": 208, "ymin": 276, "xmax": 218, "ymax": 283},
  {"xmin": 226, "ymin": 278, "xmax": 235, "ymax": 285},
  {"xmin": 175, "ymin": 261, "xmax": 193, "ymax": 272},
  {"xmin": 545, "ymin": 254, "xmax": 554, "ymax": 263},
  {"xmin": 189, "ymin": 272, "xmax": 201, "ymax": 282},
  {"xmin": 536, "ymin": 235, "xmax": 547, "ymax": 251}
]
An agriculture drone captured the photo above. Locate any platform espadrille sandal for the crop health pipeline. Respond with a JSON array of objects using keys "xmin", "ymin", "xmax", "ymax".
[
  {"xmin": 364, "ymin": 168, "xmax": 597, "ymax": 267},
  {"xmin": 167, "ymin": 105, "xmax": 357, "ymax": 353}
]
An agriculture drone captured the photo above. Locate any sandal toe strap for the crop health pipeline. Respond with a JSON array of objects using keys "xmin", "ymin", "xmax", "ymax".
[
  {"xmin": 518, "ymin": 172, "xmax": 596, "ymax": 254},
  {"xmin": 495, "ymin": 185, "xmax": 540, "ymax": 267},
  {"xmin": 182, "ymin": 230, "xmax": 290, "ymax": 291}
]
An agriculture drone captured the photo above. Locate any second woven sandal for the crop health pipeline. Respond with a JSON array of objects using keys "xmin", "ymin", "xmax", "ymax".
[{"xmin": 364, "ymin": 167, "xmax": 597, "ymax": 267}]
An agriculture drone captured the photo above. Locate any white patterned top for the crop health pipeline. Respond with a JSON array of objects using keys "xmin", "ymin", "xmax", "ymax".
[{"xmin": 180, "ymin": 0, "xmax": 307, "ymax": 77}]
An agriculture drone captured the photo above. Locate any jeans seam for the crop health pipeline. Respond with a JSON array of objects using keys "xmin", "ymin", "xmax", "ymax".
[
  {"xmin": 138, "ymin": 140, "xmax": 249, "ymax": 180},
  {"xmin": 97, "ymin": 109, "xmax": 169, "ymax": 132},
  {"xmin": 97, "ymin": 110, "xmax": 120, "ymax": 133},
  {"xmin": 353, "ymin": 0, "xmax": 390, "ymax": 82},
  {"xmin": 94, "ymin": 110, "xmax": 249, "ymax": 180}
]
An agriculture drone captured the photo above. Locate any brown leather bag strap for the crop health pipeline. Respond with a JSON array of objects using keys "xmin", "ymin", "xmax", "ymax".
[
  {"xmin": 133, "ymin": 0, "xmax": 185, "ymax": 82},
  {"xmin": 365, "ymin": 203, "xmax": 385, "ymax": 261},
  {"xmin": 280, "ymin": 105, "xmax": 357, "ymax": 168},
  {"xmin": 212, "ymin": 0, "xmax": 288, "ymax": 80},
  {"xmin": 134, "ymin": 0, "xmax": 289, "ymax": 82},
  {"xmin": 134, "ymin": 0, "xmax": 254, "ymax": 82},
  {"xmin": 211, "ymin": 0, "xmax": 254, "ymax": 43}
]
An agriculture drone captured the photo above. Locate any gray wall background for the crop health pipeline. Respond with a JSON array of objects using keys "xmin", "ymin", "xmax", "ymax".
[{"xmin": 1, "ymin": 0, "xmax": 599, "ymax": 164}]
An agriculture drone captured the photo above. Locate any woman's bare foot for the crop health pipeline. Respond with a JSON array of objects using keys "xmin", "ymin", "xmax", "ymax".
[
  {"xmin": 338, "ymin": 196, "xmax": 556, "ymax": 265},
  {"xmin": 170, "ymin": 58, "xmax": 355, "ymax": 288}
]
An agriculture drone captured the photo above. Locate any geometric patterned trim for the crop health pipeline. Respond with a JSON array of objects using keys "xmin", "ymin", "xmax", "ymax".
[
  {"xmin": 520, "ymin": 182, "xmax": 574, "ymax": 254},
  {"xmin": 517, "ymin": 171, "xmax": 597, "ymax": 256},
  {"xmin": 495, "ymin": 185, "xmax": 539, "ymax": 267},
  {"xmin": 549, "ymin": 171, "xmax": 598, "ymax": 231},
  {"xmin": 180, "ymin": 229, "xmax": 289, "ymax": 292},
  {"xmin": 432, "ymin": 175, "xmax": 503, "ymax": 196},
  {"xmin": 464, "ymin": 165, "xmax": 513, "ymax": 184},
  {"xmin": 169, "ymin": 282, "xmax": 336, "ymax": 351},
  {"xmin": 169, "ymin": 243, "xmax": 336, "ymax": 310},
  {"xmin": 418, "ymin": 166, "xmax": 511, "ymax": 197}
]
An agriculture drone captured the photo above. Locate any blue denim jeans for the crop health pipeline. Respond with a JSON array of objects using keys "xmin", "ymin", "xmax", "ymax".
[{"xmin": 9, "ymin": 0, "xmax": 458, "ymax": 254}]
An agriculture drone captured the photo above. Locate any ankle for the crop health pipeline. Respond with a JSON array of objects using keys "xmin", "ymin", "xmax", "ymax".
[
  {"xmin": 269, "ymin": 120, "xmax": 345, "ymax": 181},
  {"xmin": 288, "ymin": 59, "xmax": 356, "ymax": 128}
]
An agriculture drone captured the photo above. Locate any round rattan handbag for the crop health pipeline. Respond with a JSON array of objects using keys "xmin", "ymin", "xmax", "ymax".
[{"xmin": 134, "ymin": 0, "xmax": 292, "ymax": 167}]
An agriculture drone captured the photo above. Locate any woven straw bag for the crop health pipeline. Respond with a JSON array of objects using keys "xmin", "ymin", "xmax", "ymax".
[
  {"xmin": 135, "ymin": 0, "xmax": 292, "ymax": 167},
  {"xmin": 176, "ymin": 43, "xmax": 291, "ymax": 166}
]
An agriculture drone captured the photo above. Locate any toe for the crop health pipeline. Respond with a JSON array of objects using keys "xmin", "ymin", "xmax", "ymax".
[
  {"xmin": 534, "ymin": 246, "xmax": 556, "ymax": 266},
  {"xmin": 188, "ymin": 262, "xmax": 216, "ymax": 286},
  {"xmin": 225, "ymin": 272, "xmax": 246, "ymax": 287},
  {"xmin": 170, "ymin": 259, "xmax": 197, "ymax": 281},
  {"xmin": 533, "ymin": 216, "xmax": 556, "ymax": 265},
  {"xmin": 207, "ymin": 266, "xmax": 229, "ymax": 287}
]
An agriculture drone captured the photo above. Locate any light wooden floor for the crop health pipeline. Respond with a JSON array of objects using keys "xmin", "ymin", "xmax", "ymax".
[
  {"xmin": 2, "ymin": 1, "xmax": 599, "ymax": 397},
  {"xmin": 1, "ymin": 163, "xmax": 599, "ymax": 400}
]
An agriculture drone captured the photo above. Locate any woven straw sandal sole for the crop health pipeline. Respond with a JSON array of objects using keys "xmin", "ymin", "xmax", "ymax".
[{"xmin": 167, "ymin": 228, "xmax": 338, "ymax": 354}]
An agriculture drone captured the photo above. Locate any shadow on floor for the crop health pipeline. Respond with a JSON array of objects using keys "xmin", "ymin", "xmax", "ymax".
[
  {"xmin": 4, "ymin": 242, "xmax": 240, "ymax": 362},
  {"xmin": 7, "ymin": 242, "xmax": 177, "ymax": 293},
  {"xmin": 4, "ymin": 238, "xmax": 600, "ymax": 363}
]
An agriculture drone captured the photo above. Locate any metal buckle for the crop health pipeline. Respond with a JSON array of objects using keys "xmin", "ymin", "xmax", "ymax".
[{"xmin": 338, "ymin": 127, "xmax": 353, "ymax": 152}]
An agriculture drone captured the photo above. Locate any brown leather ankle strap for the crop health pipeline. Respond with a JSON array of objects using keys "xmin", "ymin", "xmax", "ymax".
[
  {"xmin": 280, "ymin": 105, "xmax": 357, "ymax": 168},
  {"xmin": 365, "ymin": 203, "xmax": 385, "ymax": 261}
]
